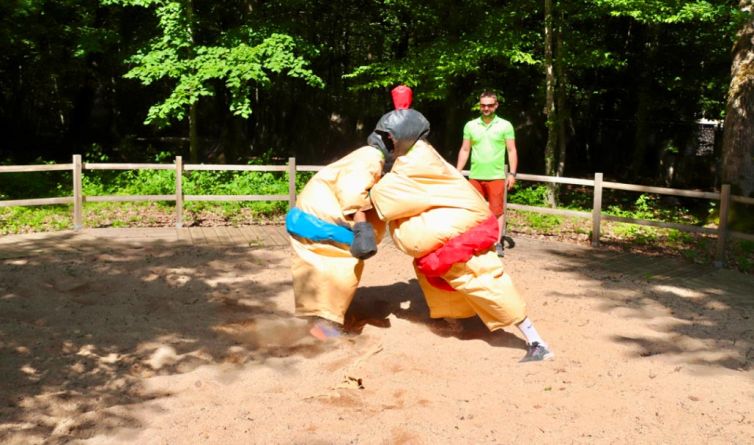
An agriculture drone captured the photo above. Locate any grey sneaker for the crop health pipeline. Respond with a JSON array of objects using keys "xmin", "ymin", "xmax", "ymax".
[
  {"xmin": 495, "ymin": 243, "xmax": 505, "ymax": 257},
  {"xmin": 519, "ymin": 342, "xmax": 554, "ymax": 362}
]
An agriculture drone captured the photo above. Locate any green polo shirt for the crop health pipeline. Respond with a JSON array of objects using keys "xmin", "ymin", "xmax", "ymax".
[{"xmin": 462, "ymin": 115, "xmax": 515, "ymax": 180}]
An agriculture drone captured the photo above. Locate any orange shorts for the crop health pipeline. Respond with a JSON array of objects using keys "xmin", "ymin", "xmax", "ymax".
[{"xmin": 469, "ymin": 179, "xmax": 505, "ymax": 216}]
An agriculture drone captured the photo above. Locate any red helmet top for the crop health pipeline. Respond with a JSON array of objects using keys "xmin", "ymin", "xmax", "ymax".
[{"xmin": 391, "ymin": 85, "xmax": 413, "ymax": 110}]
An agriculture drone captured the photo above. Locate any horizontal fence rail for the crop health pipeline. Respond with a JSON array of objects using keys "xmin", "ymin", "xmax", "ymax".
[
  {"xmin": 0, "ymin": 164, "xmax": 74, "ymax": 173},
  {"xmin": 2, "ymin": 155, "xmax": 753, "ymax": 265}
]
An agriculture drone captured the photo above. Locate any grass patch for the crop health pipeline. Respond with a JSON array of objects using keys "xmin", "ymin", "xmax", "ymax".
[
  {"xmin": 0, "ymin": 206, "xmax": 71, "ymax": 234},
  {"xmin": 728, "ymin": 240, "xmax": 754, "ymax": 274},
  {"xmin": 524, "ymin": 213, "xmax": 562, "ymax": 231}
]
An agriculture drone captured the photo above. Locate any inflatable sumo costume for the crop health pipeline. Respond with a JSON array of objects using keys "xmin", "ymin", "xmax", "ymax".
[
  {"xmin": 285, "ymin": 145, "xmax": 388, "ymax": 325},
  {"xmin": 285, "ymin": 86, "xmax": 414, "ymax": 334},
  {"xmin": 369, "ymin": 109, "xmax": 528, "ymax": 331}
]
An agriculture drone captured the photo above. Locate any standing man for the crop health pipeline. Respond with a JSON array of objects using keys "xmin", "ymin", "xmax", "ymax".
[{"xmin": 456, "ymin": 91, "xmax": 518, "ymax": 257}]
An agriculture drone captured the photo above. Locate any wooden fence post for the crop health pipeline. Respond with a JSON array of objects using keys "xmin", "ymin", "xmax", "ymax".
[
  {"xmin": 73, "ymin": 154, "xmax": 83, "ymax": 230},
  {"xmin": 175, "ymin": 156, "xmax": 183, "ymax": 228},
  {"xmin": 591, "ymin": 172, "xmax": 603, "ymax": 247},
  {"xmin": 715, "ymin": 184, "xmax": 731, "ymax": 267},
  {"xmin": 288, "ymin": 157, "xmax": 296, "ymax": 209}
]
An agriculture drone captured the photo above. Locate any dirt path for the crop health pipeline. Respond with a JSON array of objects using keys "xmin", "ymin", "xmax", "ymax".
[{"xmin": 1, "ymin": 228, "xmax": 752, "ymax": 444}]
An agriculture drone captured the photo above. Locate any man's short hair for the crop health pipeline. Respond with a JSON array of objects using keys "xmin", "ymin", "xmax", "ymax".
[{"xmin": 480, "ymin": 91, "xmax": 497, "ymax": 102}]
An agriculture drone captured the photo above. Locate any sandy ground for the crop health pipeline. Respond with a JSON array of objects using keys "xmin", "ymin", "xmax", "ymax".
[{"xmin": 1, "ymin": 228, "xmax": 753, "ymax": 444}]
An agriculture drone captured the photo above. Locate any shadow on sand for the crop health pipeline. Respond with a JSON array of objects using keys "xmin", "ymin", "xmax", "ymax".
[
  {"xmin": 346, "ymin": 279, "xmax": 527, "ymax": 351},
  {"xmin": 0, "ymin": 232, "xmax": 324, "ymax": 443}
]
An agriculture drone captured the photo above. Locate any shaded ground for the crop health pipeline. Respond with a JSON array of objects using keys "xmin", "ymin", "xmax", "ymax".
[{"xmin": 1, "ymin": 227, "xmax": 752, "ymax": 444}]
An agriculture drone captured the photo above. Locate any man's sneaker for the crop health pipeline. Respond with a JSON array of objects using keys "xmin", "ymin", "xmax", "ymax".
[
  {"xmin": 519, "ymin": 342, "xmax": 554, "ymax": 362},
  {"xmin": 495, "ymin": 243, "xmax": 505, "ymax": 257}
]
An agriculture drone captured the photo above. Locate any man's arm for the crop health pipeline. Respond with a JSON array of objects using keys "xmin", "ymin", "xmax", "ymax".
[
  {"xmin": 505, "ymin": 139, "xmax": 518, "ymax": 190},
  {"xmin": 352, "ymin": 210, "xmax": 367, "ymax": 223},
  {"xmin": 456, "ymin": 139, "xmax": 472, "ymax": 171}
]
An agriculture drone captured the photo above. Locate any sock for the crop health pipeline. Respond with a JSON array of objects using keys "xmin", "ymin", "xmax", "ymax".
[{"xmin": 516, "ymin": 317, "xmax": 547, "ymax": 347}]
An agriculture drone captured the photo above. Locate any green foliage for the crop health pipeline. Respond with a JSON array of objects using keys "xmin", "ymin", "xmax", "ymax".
[
  {"xmin": 2, "ymin": 0, "xmax": 744, "ymax": 177},
  {"xmin": 610, "ymin": 223, "xmax": 658, "ymax": 245},
  {"xmin": 344, "ymin": 1, "xmax": 540, "ymax": 100},
  {"xmin": 0, "ymin": 159, "xmax": 72, "ymax": 200},
  {"xmin": 82, "ymin": 147, "xmax": 139, "ymax": 196},
  {"xmin": 508, "ymin": 185, "xmax": 551, "ymax": 206},
  {"xmin": 0, "ymin": 206, "xmax": 71, "ymax": 234},
  {"xmin": 78, "ymin": 150, "xmax": 305, "ymax": 216},
  {"xmin": 346, "ymin": 40, "xmax": 537, "ymax": 100},
  {"xmin": 594, "ymin": 0, "xmax": 734, "ymax": 24},
  {"xmin": 509, "ymin": 187, "xmax": 707, "ymax": 230},
  {"xmin": 605, "ymin": 193, "xmax": 658, "ymax": 219},
  {"xmin": 560, "ymin": 188, "xmax": 593, "ymax": 211},
  {"xmin": 602, "ymin": 192, "xmax": 706, "ymax": 227},
  {"xmin": 2, "ymin": 166, "xmax": 298, "ymax": 234},
  {"xmin": 525, "ymin": 213, "xmax": 562, "ymax": 231},
  {"xmin": 126, "ymin": 170, "xmax": 176, "ymax": 195},
  {"xmin": 667, "ymin": 228, "xmax": 694, "ymax": 246},
  {"xmin": 739, "ymin": 240, "xmax": 754, "ymax": 255},
  {"xmin": 103, "ymin": 0, "xmax": 324, "ymax": 126},
  {"xmin": 1, "ymin": 173, "xmax": 62, "ymax": 200},
  {"xmin": 182, "ymin": 170, "xmax": 290, "ymax": 215},
  {"xmin": 1, "ymin": 146, "xmax": 313, "ymax": 234},
  {"xmin": 732, "ymin": 240, "xmax": 754, "ymax": 273}
]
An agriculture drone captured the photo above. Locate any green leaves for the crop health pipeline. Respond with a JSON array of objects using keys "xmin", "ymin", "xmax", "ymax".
[
  {"xmin": 222, "ymin": 35, "xmax": 326, "ymax": 118},
  {"xmin": 346, "ymin": 39, "xmax": 538, "ymax": 100},
  {"xmin": 105, "ymin": 0, "xmax": 324, "ymax": 126},
  {"xmin": 344, "ymin": 1, "xmax": 541, "ymax": 101},
  {"xmin": 593, "ymin": 0, "xmax": 730, "ymax": 24}
]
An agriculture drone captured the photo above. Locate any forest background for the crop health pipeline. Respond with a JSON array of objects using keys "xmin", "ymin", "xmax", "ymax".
[{"xmin": 1, "ymin": 1, "xmax": 753, "ymax": 221}]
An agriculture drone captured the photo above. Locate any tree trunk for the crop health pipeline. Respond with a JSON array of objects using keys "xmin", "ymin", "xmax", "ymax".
[
  {"xmin": 555, "ymin": 8, "xmax": 567, "ymax": 180},
  {"xmin": 186, "ymin": 0, "xmax": 200, "ymax": 163},
  {"xmin": 544, "ymin": 0, "xmax": 557, "ymax": 207},
  {"xmin": 189, "ymin": 104, "xmax": 199, "ymax": 162},
  {"xmin": 630, "ymin": 24, "xmax": 658, "ymax": 178},
  {"xmin": 631, "ymin": 82, "xmax": 651, "ymax": 177},
  {"xmin": 721, "ymin": 4, "xmax": 754, "ymax": 230},
  {"xmin": 721, "ymin": 4, "xmax": 754, "ymax": 197}
]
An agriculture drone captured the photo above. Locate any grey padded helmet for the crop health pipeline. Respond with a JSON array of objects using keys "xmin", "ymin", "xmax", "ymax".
[{"xmin": 367, "ymin": 109, "xmax": 430, "ymax": 172}]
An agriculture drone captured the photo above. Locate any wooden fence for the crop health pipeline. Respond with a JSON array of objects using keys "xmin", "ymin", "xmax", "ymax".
[{"xmin": 2, "ymin": 155, "xmax": 754, "ymax": 265}]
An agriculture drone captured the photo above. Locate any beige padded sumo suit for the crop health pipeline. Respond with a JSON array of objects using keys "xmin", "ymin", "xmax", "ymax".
[
  {"xmin": 370, "ymin": 139, "xmax": 527, "ymax": 331},
  {"xmin": 287, "ymin": 146, "xmax": 386, "ymax": 324}
]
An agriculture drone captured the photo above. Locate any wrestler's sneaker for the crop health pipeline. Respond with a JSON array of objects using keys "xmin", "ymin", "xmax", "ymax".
[
  {"xmin": 519, "ymin": 342, "xmax": 554, "ymax": 362},
  {"xmin": 495, "ymin": 243, "xmax": 505, "ymax": 257},
  {"xmin": 309, "ymin": 318, "xmax": 344, "ymax": 341}
]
